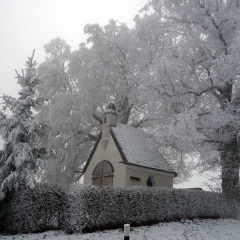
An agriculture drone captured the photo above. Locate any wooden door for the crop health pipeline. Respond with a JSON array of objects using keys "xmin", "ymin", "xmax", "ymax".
[
  {"xmin": 92, "ymin": 161, "xmax": 102, "ymax": 186},
  {"xmin": 92, "ymin": 161, "xmax": 114, "ymax": 186}
]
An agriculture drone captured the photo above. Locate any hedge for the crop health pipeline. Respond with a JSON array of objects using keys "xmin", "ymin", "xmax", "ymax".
[
  {"xmin": 64, "ymin": 185, "xmax": 239, "ymax": 233},
  {"xmin": 0, "ymin": 184, "xmax": 239, "ymax": 234},
  {"xmin": 0, "ymin": 184, "xmax": 66, "ymax": 233}
]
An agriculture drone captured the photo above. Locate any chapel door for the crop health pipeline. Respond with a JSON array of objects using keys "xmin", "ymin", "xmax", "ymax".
[{"xmin": 92, "ymin": 161, "xmax": 114, "ymax": 186}]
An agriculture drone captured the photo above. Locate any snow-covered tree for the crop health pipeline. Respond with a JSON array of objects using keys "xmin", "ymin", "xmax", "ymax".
[
  {"xmin": 136, "ymin": 0, "xmax": 240, "ymax": 193},
  {"xmin": 36, "ymin": 22, "xmax": 152, "ymax": 185},
  {"xmin": 35, "ymin": 38, "xmax": 100, "ymax": 185},
  {"xmin": 34, "ymin": 1, "xmax": 240, "ymax": 192},
  {"xmin": 0, "ymin": 51, "xmax": 47, "ymax": 200},
  {"xmin": 36, "ymin": 17, "xmax": 194, "ymax": 185}
]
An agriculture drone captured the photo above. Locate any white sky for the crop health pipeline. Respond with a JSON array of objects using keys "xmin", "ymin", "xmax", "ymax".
[
  {"xmin": 0, "ymin": 0, "xmax": 146, "ymax": 97},
  {"xmin": 0, "ymin": 0, "xmax": 213, "ymax": 190}
]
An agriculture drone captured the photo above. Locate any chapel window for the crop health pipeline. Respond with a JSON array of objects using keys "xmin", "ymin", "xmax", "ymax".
[{"xmin": 146, "ymin": 175, "xmax": 156, "ymax": 187}]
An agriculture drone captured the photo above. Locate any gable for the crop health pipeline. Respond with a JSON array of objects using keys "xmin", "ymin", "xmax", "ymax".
[
  {"xmin": 83, "ymin": 123, "xmax": 177, "ymax": 177},
  {"xmin": 83, "ymin": 131, "xmax": 127, "ymax": 187},
  {"xmin": 82, "ymin": 132, "xmax": 125, "ymax": 174}
]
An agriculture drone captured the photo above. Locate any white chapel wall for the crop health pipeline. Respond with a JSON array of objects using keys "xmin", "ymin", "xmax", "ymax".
[
  {"xmin": 125, "ymin": 165, "xmax": 174, "ymax": 188},
  {"xmin": 83, "ymin": 134, "xmax": 127, "ymax": 187}
]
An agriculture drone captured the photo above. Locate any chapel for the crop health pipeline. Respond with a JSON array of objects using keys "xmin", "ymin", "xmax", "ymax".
[{"xmin": 82, "ymin": 103, "xmax": 177, "ymax": 187}]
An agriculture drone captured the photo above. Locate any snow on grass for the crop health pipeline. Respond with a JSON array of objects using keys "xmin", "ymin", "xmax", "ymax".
[{"xmin": 1, "ymin": 218, "xmax": 240, "ymax": 240}]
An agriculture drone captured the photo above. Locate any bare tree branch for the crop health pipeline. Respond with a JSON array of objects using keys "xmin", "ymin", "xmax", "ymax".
[
  {"xmin": 77, "ymin": 130, "xmax": 97, "ymax": 141},
  {"xmin": 92, "ymin": 113, "xmax": 103, "ymax": 124}
]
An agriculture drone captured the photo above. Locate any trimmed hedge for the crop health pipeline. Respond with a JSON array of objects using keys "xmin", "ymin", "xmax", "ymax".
[
  {"xmin": 64, "ymin": 185, "xmax": 239, "ymax": 233},
  {"xmin": 0, "ymin": 184, "xmax": 66, "ymax": 233},
  {"xmin": 0, "ymin": 184, "xmax": 239, "ymax": 234}
]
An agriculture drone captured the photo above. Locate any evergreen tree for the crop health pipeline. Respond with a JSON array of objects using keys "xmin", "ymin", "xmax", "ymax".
[{"xmin": 0, "ymin": 51, "xmax": 47, "ymax": 200}]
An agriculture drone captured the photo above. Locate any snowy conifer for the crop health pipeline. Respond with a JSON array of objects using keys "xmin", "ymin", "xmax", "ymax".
[{"xmin": 0, "ymin": 51, "xmax": 47, "ymax": 200}]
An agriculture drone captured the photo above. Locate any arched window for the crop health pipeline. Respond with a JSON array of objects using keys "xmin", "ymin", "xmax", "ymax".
[
  {"xmin": 92, "ymin": 160, "xmax": 114, "ymax": 186},
  {"xmin": 146, "ymin": 176, "xmax": 156, "ymax": 187}
]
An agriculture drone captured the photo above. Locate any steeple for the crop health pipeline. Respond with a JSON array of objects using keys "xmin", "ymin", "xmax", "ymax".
[
  {"xmin": 101, "ymin": 103, "xmax": 117, "ymax": 150},
  {"xmin": 103, "ymin": 103, "xmax": 117, "ymax": 127}
]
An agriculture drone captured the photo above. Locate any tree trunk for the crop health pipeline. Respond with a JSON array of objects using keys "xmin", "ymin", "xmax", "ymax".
[
  {"xmin": 220, "ymin": 81, "xmax": 240, "ymax": 194},
  {"xmin": 117, "ymin": 97, "xmax": 132, "ymax": 124},
  {"xmin": 221, "ymin": 136, "xmax": 240, "ymax": 194}
]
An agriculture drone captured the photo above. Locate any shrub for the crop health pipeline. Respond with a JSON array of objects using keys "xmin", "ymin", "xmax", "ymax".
[
  {"xmin": 0, "ymin": 184, "xmax": 66, "ymax": 234},
  {"xmin": 0, "ymin": 184, "xmax": 239, "ymax": 234},
  {"xmin": 64, "ymin": 185, "xmax": 239, "ymax": 233}
]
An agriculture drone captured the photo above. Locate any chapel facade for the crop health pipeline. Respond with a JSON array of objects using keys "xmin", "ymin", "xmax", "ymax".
[{"xmin": 82, "ymin": 103, "xmax": 177, "ymax": 187}]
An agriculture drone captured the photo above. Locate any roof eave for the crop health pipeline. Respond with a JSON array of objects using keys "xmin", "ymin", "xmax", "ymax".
[
  {"xmin": 121, "ymin": 161, "xmax": 178, "ymax": 177},
  {"xmin": 82, "ymin": 133, "xmax": 101, "ymax": 174}
]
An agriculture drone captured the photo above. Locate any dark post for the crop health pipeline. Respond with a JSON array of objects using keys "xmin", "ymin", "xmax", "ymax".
[{"xmin": 124, "ymin": 224, "xmax": 130, "ymax": 240}]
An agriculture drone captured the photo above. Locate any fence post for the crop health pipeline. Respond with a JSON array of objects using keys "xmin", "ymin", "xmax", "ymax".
[{"xmin": 124, "ymin": 224, "xmax": 130, "ymax": 240}]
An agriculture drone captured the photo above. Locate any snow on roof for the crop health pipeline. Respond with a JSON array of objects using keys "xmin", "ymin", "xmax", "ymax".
[
  {"xmin": 103, "ymin": 109, "xmax": 118, "ymax": 115},
  {"xmin": 111, "ymin": 123, "xmax": 176, "ymax": 174},
  {"xmin": 103, "ymin": 103, "xmax": 118, "ymax": 115}
]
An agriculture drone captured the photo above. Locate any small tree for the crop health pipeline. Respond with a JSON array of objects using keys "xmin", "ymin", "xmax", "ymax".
[{"xmin": 0, "ymin": 51, "xmax": 47, "ymax": 200}]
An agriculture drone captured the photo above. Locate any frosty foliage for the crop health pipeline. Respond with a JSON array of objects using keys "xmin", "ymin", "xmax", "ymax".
[
  {"xmin": 64, "ymin": 185, "xmax": 239, "ymax": 233},
  {"xmin": 0, "ymin": 184, "xmax": 66, "ymax": 233},
  {"xmin": 35, "ymin": 38, "xmax": 100, "ymax": 185},
  {"xmin": 0, "ymin": 51, "xmax": 48, "ymax": 200},
  {"xmin": 37, "ymin": 23, "xmax": 192, "ymax": 185},
  {"xmin": 0, "ymin": 184, "xmax": 238, "ymax": 234},
  {"xmin": 135, "ymin": 0, "xmax": 240, "ymax": 193},
  {"xmin": 36, "ymin": 0, "xmax": 240, "ymax": 191},
  {"xmin": 36, "ymin": 25, "xmax": 154, "ymax": 184}
]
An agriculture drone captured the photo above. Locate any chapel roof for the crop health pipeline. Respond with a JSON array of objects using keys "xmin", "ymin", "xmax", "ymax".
[{"xmin": 111, "ymin": 123, "xmax": 177, "ymax": 176}]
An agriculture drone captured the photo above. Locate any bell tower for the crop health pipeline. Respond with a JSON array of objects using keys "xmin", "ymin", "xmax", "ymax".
[
  {"xmin": 103, "ymin": 103, "xmax": 117, "ymax": 126},
  {"xmin": 101, "ymin": 103, "xmax": 117, "ymax": 150}
]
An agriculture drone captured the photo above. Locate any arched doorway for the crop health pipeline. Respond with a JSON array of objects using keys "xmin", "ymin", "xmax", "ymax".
[
  {"xmin": 92, "ymin": 160, "xmax": 114, "ymax": 186},
  {"xmin": 146, "ymin": 176, "xmax": 156, "ymax": 187}
]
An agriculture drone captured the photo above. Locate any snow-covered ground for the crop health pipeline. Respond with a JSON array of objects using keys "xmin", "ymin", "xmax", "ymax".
[{"xmin": 1, "ymin": 218, "xmax": 240, "ymax": 240}]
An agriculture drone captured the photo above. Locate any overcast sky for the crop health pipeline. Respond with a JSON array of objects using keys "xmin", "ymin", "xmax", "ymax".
[
  {"xmin": 0, "ymin": 0, "xmax": 146, "ymax": 97},
  {"xmin": 0, "ymin": 0, "xmax": 212, "ymax": 190}
]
